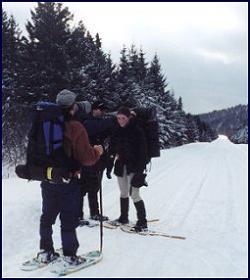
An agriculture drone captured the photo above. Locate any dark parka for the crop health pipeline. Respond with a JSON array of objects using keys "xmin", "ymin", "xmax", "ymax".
[
  {"xmin": 109, "ymin": 118, "xmax": 148, "ymax": 176},
  {"xmin": 83, "ymin": 114, "xmax": 116, "ymax": 175},
  {"xmin": 74, "ymin": 107, "xmax": 116, "ymax": 175}
]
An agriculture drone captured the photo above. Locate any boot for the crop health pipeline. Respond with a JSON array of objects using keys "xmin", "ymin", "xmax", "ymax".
[
  {"xmin": 90, "ymin": 214, "xmax": 109, "ymax": 221},
  {"xmin": 134, "ymin": 200, "xmax": 147, "ymax": 232},
  {"xmin": 116, "ymin": 197, "xmax": 129, "ymax": 224},
  {"xmin": 36, "ymin": 250, "xmax": 60, "ymax": 264},
  {"xmin": 62, "ymin": 255, "xmax": 86, "ymax": 268},
  {"xmin": 78, "ymin": 218, "xmax": 90, "ymax": 227}
]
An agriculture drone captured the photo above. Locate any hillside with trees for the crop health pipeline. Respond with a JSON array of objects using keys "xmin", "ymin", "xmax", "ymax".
[{"xmin": 199, "ymin": 105, "xmax": 248, "ymax": 144}]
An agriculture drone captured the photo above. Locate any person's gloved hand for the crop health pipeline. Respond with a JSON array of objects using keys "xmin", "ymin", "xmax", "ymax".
[
  {"xmin": 106, "ymin": 155, "xmax": 114, "ymax": 179},
  {"xmin": 106, "ymin": 171, "xmax": 112, "ymax": 179},
  {"xmin": 131, "ymin": 173, "xmax": 148, "ymax": 188}
]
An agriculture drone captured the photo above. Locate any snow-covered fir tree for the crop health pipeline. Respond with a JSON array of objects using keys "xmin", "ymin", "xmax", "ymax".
[
  {"xmin": 185, "ymin": 114, "xmax": 200, "ymax": 142},
  {"xmin": 144, "ymin": 55, "xmax": 189, "ymax": 147},
  {"xmin": 115, "ymin": 46, "xmax": 135, "ymax": 107},
  {"xmin": 193, "ymin": 116, "xmax": 218, "ymax": 142},
  {"xmin": 24, "ymin": 2, "xmax": 73, "ymax": 101},
  {"xmin": 2, "ymin": 10, "xmax": 29, "ymax": 168},
  {"xmin": 76, "ymin": 32, "xmax": 118, "ymax": 109}
]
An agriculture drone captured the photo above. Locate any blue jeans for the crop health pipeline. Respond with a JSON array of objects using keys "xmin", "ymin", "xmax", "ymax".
[{"xmin": 40, "ymin": 180, "xmax": 80, "ymax": 256}]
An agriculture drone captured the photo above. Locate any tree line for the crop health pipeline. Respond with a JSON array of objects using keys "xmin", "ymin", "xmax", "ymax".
[{"xmin": 2, "ymin": 2, "xmax": 217, "ymax": 169}]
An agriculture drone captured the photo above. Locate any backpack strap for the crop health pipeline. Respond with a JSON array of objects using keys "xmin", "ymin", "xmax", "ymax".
[
  {"xmin": 43, "ymin": 121, "xmax": 51, "ymax": 156},
  {"xmin": 50, "ymin": 116, "xmax": 64, "ymax": 152},
  {"xmin": 49, "ymin": 120, "xmax": 54, "ymax": 155}
]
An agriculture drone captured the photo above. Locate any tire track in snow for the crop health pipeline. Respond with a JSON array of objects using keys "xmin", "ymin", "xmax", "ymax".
[
  {"xmin": 145, "ymin": 144, "xmax": 215, "ymax": 224},
  {"xmin": 152, "ymin": 145, "xmax": 215, "ymax": 230}
]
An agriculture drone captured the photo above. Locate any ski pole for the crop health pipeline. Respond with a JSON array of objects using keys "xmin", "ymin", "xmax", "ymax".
[{"xmin": 98, "ymin": 172, "xmax": 103, "ymax": 253}]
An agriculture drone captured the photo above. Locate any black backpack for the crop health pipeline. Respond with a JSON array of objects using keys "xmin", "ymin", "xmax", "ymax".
[
  {"xmin": 133, "ymin": 106, "xmax": 161, "ymax": 163},
  {"xmin": 27, "ymin": 102, "xmax": 67, "ymax": 167},
  {"xmin": 16, "ymin": 102, "xmax": 77, "ymax": 182}
]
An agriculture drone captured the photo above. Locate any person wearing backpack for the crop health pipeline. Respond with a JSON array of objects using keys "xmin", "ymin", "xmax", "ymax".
[
  {"xmin": 106, "ymin": 106, "xmax": 149, "ymax": 232},
  {"xmin": 33, "ymin": 89, "xmax": 103, "ymax": 267},
  {"xmin": 78, "ymin": 101, "xmax": 116, "ymax": 225}
]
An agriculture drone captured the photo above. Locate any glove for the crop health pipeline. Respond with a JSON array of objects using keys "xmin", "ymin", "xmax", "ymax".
[
  {"xmin": 106, "ymin": 155, "xmax": 114, "ymax": 179},
  {"xmin": 131, "ymin": 173, "xmax": 148, "ymax": 188},
  {"xmin": 106, "ymin": 171, "xmax": 112, "ymax": 179}
]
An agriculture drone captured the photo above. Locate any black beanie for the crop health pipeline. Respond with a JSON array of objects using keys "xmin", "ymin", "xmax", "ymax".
[{"xmin": 117, "ymin": 106, "xmax": 130, "ymax": 118}]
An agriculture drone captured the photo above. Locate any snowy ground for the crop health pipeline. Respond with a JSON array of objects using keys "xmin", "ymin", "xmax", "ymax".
[{"xmin": 2, "ymin": 136, "xmax": 248, "ymax": 277}]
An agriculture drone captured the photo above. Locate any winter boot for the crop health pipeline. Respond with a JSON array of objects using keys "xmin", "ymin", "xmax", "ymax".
[
  {"xmin": 90, "ymin": 214, "xmax": 109, "ymax": 221},
  {"xmin": 78, "ymin": 218, "xmax": 90, "ymax": 227},
  {"xmin": 62, "ymin": 255, "xmax": 86, "ymax": 267},
  {"xmin": 134, "ymin": 200, "xmax": 148, "ymax": 232},
  {"xmin": 114, "ymin": 197, "xmax": 129, "ymax": 224},
  {"xmin": 36, "ymin": 250, "xmax": 60, "ymax": 264}
]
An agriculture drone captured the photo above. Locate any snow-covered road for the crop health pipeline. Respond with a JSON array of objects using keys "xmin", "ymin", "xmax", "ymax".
[{"xmin": 2, "ymin": 136, "xmax": 248, "ymax": 277}]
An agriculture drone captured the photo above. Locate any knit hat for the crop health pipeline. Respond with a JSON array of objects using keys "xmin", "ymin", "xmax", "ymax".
[
  {"xmin": 117, "ymin": 106, "xmax": 131, "ymax": 118},
  {"xmin": 77, "ymin": 101, "xmax": 92, "ymax": 114},
  {"xmin": 56, "ymin": 89, "xmax": 76, "ymax": 108}
]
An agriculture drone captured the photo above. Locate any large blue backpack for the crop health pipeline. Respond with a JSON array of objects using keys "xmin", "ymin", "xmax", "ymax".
[
  {"xmin": 27, "ymin": 102, "xmax": 70, "ymax": 168},
  {"xmin": 16, "ymin": 102, "xmax": 80, "ymax": 182}
]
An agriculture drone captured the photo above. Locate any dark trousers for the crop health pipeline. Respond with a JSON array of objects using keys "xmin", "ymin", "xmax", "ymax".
[
  {"xmin": 40, "ymin": 180, "xmax": 80, "ymax": 256},
  {"xmin": 79, "ymin": 171, "xmax": 103, "ymax": 218}
]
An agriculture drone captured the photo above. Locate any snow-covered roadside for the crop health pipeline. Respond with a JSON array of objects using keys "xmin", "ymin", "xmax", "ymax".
[{"xmin": 2, "ymin": 136, "xmax": 248, "ymax": 277}]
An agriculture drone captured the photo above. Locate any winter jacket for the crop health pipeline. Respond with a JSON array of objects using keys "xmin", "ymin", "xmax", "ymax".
[
  {"xmin": 64, "ymin": 120, "xmax": 101, "ymax": 166},
  {"xmin": 84, "ymin": 114, "xmax": 117, "ymax": 143},
  {"xmin": 108, "ymin": 118, "xmax": 147, "ymax": 176},
  {"xmin": 81, "ymin": 114, "xmax": 117, "ymax": 175}
]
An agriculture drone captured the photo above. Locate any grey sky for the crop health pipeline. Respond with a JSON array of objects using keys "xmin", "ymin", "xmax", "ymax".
[{"xmin": 2, "ymin": 2, "xmax": 248, "ymax": 114}]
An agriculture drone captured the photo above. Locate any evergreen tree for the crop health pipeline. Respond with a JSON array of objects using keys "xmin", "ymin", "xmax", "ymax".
[
  {"xmin": 2, "ymin": 11, "xmax": 22, "ymax": 92},
  {"xmin": 2, "ymin": 10, "xmax": 28, "ymax": 168},
  {"xmin": 24, "ymin": 2, "xmax": 73, "ymax": 102},
  {"xmin": 115, "ymin": 45, "xmax": 149, "ymax": 108},
  {"xmin": 128, "ymin": 44, "xmax": 140, "ymax": 82},
  {"xmin": 177, "ymin": 97, "xmax": 183, "ymax": 111},
  {"xmin": 65, "ymin": 20, "xmax": 92, "ymax": 92},
  {"xmin": 117, "ymin": 46, "xmax": 130, "ymax": 84},
  {"xmin": 145, "ymin": 54, "xmax": 189, "ymax": 147},
  {"xmin": 95, "ymin": 32, "xmax": 102, "ymax": 49},
  {"xmin": 75, "ymin": 32, "xmax": 118, "ymax": 109},
  {"xmin": 138, "ymin": 48, "xmax": 148, "ymax": 83},
  {"xmin": 146, "ymin": 54, "xmax": 166, "ymax": 100},
  {"xmin": 102, "ymin": 53, "xmax": 119, "ymax": 109},
  {"xmin": 115, "ymin": 46, "xmax": 135, "ymax": 107},
  {"xmin": 127, "ymin": 45, "xmax": 146, "ymax": 105},
  {"xmin": 185, "ymin": 114, "xmax": 199, "ymax": 142},
  {"xmin": 194, "ymin": 116, "xmax": 217, "ymax": 142}
]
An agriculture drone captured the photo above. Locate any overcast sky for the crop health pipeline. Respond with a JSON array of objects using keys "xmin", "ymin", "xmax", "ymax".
[{"xmin": 3, "ymin": 2, "xmax": 248, "ymax": 114}]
